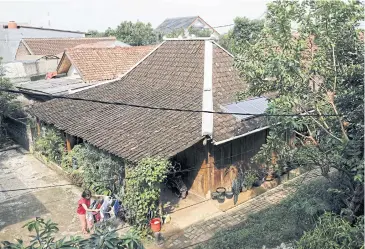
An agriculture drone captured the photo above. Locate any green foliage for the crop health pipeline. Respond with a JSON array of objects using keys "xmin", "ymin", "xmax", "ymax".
[
  {"xmin": 86, "ymin": 29, "xmax": 105, "ymax": 37},
  {"xmin": 243, "ymin": 169, "xmax": 258, "ymax": 189},
  {"xmin": 236, "ymin": 0, "xmax": 364, "ymax": 220},
  {"xmin": 114, "ymin": 21, "xmax": 158, "ymax": 46},
  {"xmin": 63, "ymin": 143, "xmax": 125, "ymax": 194},
  {"xmin": 188, "ymin": 27, "xmax": 212, "ymax": 37},
  {"xmin": 197, "ymin": 179, "xmax": 345, "ymax": 249},
  {"xmin": 34, "ymin": 127, "xmax": 64, "ymax": 164},
  {"xmin": 1, "ymin": 217, "xmax": 144, "ymax": 249},
  {"xmin": 123, "ymin": 157, "xmax": 170, "ymax": 233},
  {"xmin": 163, "ymin": 26, "xmax": 212, "ymax": 39},
  {"xmin": 87, "ymin": 21, "xmax": 159, "ymax": 46},
  {"xmin": 296, "ymin": 212, "xmax": 364, "ymax": 249},
  {"xmin": 218, "ymin": 17, "xmax": 264, "ymax": 53},
  {"xmin": 0, "ymin": 58, "xmax": 20, "ymax": 137}
]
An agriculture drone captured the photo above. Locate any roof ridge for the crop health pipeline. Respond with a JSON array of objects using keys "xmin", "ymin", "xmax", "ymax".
[
  {"xmin": 164, "ymin": 16, "xmax": 198, "ymax": 20},
  {"xmin": 66, "ymin": 45, "xmax": 156, "ymax": 51},
  {"xmin": 23, "ymin": 37, "xmax": 116, "ymax": 41}
]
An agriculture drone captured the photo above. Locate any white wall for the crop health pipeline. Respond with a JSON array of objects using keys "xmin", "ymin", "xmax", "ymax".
[{"xmin": 0, "ymin": 27, "xmax": 84, "ymax": 62}]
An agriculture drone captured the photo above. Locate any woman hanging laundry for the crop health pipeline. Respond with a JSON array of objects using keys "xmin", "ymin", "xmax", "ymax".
[{"xmin": 77, "ymin": 190, "xmax": 106, "ymax": 234}]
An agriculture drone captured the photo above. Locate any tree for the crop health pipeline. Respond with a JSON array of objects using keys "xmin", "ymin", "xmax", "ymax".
[
  {"xmin": 1, "ymin": 217, "xmax": 145, "ymax": 249},
  {"xmin": 218, "ymin": 17, "xmax": 264, "ymax": 53},
  {"xmin": 113, "ymin": 21, "xmax": 158, "ymax": 46},
  {"xmin": 0, "ymin": 58, "xmax": 19, "ymax": 140},
  {"xmin": 164, "ymin": 27, "xmax": 212, "ymax": 39},
  {"xmin": 86, "ymin": 29, "xmax": 105, "ymax": 37},
  {"xmin": 236, "ymin": 0, "xmax": 364, "ymax": 222},
  {"xmin": 297, "ymin": 212, "xmax": 364, "ymax": 249}
]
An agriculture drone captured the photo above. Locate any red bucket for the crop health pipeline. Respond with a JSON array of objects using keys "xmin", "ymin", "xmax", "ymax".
[{"xmin": 150, "ymin": 218, "xmax": 161, "ymax": 232}]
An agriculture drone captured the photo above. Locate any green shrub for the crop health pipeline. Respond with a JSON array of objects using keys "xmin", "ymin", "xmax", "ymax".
[
  {"xmin": 123, "ymin": 157, "xmax": 170, "ymax": 235},
  {"xmin": 61, "ymin": 144, "xmax": 85, "ymax": 169},
  {"xmin": 68, "ymin": 170, "xmax": 84, "ymax": 187},
  {"xmin": 34, "ymin": 127, "xmax": 64, "ymax": 164},
  {"xmin": 296, "ymin": 213, "xmax": 364, "ymax": 249},
  {"xmin": 1, "ymin": 217, "xmax": 145, "ymax": 248},
  {"xmin": 196, "ymin": 179, "xmax": 345, "ymax": 249}
]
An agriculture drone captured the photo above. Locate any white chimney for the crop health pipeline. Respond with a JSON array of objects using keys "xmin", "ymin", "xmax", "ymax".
[{"xmin": 201, "ymin": 40, "xmax": 213, "ymax": 137}]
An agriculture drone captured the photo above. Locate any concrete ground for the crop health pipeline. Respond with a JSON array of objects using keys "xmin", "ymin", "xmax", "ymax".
[{"xmin": 0, "ymin": 148, "xmax": 82, "ymax": 243}]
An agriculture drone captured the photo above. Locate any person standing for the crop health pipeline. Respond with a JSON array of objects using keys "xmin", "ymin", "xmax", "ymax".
[{"xmin": 77, "ymin": 190, "xmax": 103, "ymax": 234}]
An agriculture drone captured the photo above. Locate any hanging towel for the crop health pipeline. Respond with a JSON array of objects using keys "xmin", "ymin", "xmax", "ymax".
[
  {"xmin": 100, "ymin": 197, "xmax": 112, "ymax": 220},
  {"xmin": 113, "ymin": 200, "xmax": 121, "ymax": 216}
]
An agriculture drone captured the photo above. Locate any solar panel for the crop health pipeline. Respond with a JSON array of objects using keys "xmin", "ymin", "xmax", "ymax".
[{"xmin": 223, "ymin": 97, "xmax": 268, "ymax": 120}]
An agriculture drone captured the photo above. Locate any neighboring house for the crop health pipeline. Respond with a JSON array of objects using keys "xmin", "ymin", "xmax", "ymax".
[
  {"xmin": 4, "ymin": 55, "xmax": 60, "ymax": 83},
  {"xmin": 57, "ymin": 45, "xmax": 155, "ymax": 82},
  {"xmin": 13, "ymin": 45, "xmax": 154, "ymax": 105},
  {"xmin": 15, "ymin": 36, "xmax": 116, "ymax": 60},
  {"xmin": 30, "ymin": 39, "xmax": 269, "ymax": 198},
  {"xmin": 72, "ymin": 40, "xmax": 130, "ymax": 48},
  {"xmin": 0, "ymin": 21, "xmax": 85, "ymax": 62},
  {"xmin": 155, "ymin": 16, "xmax": 219, "ymax": 38}
]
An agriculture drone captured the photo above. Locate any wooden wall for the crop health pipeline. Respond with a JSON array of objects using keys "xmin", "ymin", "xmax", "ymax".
[
  {"xmin": 211, "ymin": 130, "xmax": 268, "ymax": 193},
  {"xmin": 175, "ymin": 129, "xmax": 268, "ymax": 198}
]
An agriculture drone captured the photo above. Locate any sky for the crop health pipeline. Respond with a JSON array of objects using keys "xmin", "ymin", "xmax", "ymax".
[{"xmin": 0, "ymin": 0, "xmax": 269, "ymax": 34}]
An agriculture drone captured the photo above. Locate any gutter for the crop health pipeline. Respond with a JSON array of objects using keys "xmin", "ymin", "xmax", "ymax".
[
  {"xmin": 213, "ymin": 126, "xmax": 270, "ymax": 145},
  {"xmin": 212, "ymin": 110, "xmax": 315, "ymax": 146}
]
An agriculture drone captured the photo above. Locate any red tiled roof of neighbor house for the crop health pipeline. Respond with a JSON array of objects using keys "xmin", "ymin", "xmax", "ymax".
[
  {"xmin": 19, "ymin": 37, "xmax": 116, "ymax": 56},
  {"xmin": 31, "ymin": 40, "xmax": 265, "ymax": 161},
  {"xmin": 57, "ymin": 45, "xmax": 156, "ymax": 82}
]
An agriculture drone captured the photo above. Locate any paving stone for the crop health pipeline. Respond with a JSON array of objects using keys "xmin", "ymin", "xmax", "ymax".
[{"xmin": 165, "ymin": 170, "xmax": 322, "ymax": 248}]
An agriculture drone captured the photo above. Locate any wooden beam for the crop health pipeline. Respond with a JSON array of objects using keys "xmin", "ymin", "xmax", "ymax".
[
  {"xmin": 208, "ymin": 141, "xmax": 215, "ymax": 195},
  {"xmin": 36, "ymin": 118, "xmax": 41, "ymax": 136},
  {"xmin": 66, "ymin": 134, "xmax": 72, "ymax": 152}
]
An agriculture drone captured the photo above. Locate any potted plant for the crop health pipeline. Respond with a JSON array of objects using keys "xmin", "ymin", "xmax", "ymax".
[
  {"xmin": 216, "ymin": 187, "xmax": 226, "ymax": 197},
  {"xmin": 225, "ymin": 190, "xmax": 234, "ymax": 199},
  {"xmin": 217, "ymin": 195, "xmax": 225, "ymax": 203},
  {"xmin": 211, "ymin": 192, "xmax": 220, "ymax": 200},
  {"xmin": 243, "ymin": 170, "xmax": 258, "ymax": 189}
]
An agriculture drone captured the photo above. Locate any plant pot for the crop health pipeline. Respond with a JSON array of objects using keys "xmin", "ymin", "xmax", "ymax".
[
  {"xmin": 265, "ymin": 175, "xmax": 274, "ymax": 181},
  {"xmin": 253, "ymin": 179, "xmax": 262, "ymax": 187},
  {"xmin": 241, "ymin": 186, "xmax": 247, "ymax": 192},
  {"xmin": 225, "ymin": 191, "xmax": 234, "ymax": 199},
  {"xmin": 216, "ymin": 187, "xmax": 226, "ymax": 197},
  {"xmin": 217, "ymin": 196, "xmax": 225, "ymax": 203},
  {"xmin": 211, "ymin": 192, "xmax": 220, "ymax": 200},
  {"xmin": 150, "ymin": 218, "xmax": 161, "ymax": 232}
]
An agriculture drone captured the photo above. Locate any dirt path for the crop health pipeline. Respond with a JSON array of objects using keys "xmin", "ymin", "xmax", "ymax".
[{"xmin": 0, "ymin": 149, "xmax": 82, "ymax": 242}]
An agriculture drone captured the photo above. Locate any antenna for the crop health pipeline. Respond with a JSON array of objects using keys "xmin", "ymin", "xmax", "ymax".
[{"xmin": 48, "ymin": 12, "xmax": 51, "ymax": 27}]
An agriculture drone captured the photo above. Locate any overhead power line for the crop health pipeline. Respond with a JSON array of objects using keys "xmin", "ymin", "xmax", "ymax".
[
  {"xmin": 0, "ymin": 88, "xmax": 341, "ymax": 117},
  {"xmin": 211, "ymin": 24, "xmax": 234, "ymax": 29}
]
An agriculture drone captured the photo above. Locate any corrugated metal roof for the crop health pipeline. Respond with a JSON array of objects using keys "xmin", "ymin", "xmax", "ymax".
[
  {"xmin": 15, "ymin": 77, "xmax": 93, "ymax": 96},
  {"xmin": 222, "ymin": 97, "xmax": 268, "ymax": 120}
]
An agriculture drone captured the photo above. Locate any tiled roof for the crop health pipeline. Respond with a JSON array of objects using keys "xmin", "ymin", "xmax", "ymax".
[
  {"xmin": 58, "ymin": 45, "xmax": 155, "ymax": 82},
  {"xmin": 155, "ymin": 16, "xmax": 198, "ymax": 34},
  {"xmin": 31, "ymin": 40, "xmax": 263, "ymax": 161},
  {"xmin": 21, "ymin": 37, "xmax": 116, "ymax": 55}
]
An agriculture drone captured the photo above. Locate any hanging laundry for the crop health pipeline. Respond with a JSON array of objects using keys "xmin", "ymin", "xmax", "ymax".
[
  {"xmin": 100, "ymin": 196, "xmax": 112, "ymax": 220},
  {"xmin": 113, "ymin": 200, "xmax": 121, "ymax": 217},
  {"xmin": 93, "ymin": 200, "xmax": 103, "ymax": 222},
  {"xmin": 87, "ymin": 200, "xmax": 97, "ymax": 222}
]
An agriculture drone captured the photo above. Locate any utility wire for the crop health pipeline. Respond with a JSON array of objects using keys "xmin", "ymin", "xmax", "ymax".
[{"xmin": 0, "ymin": 88, "xmax": 342, "ymax": 117}]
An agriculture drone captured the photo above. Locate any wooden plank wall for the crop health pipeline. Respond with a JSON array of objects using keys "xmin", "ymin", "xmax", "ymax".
[
  {"xmin": 175, "ymin": 130, "xmax": 268, "ymax": 198},
  {"xmin": 211, "ymin": 130, "xmax": 268, "ymax": 192}
]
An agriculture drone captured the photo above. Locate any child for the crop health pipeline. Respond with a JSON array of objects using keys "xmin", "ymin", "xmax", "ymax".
[{"xmin": 77, "ymin": 190, "xmax": 103, "ymax": 234}]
